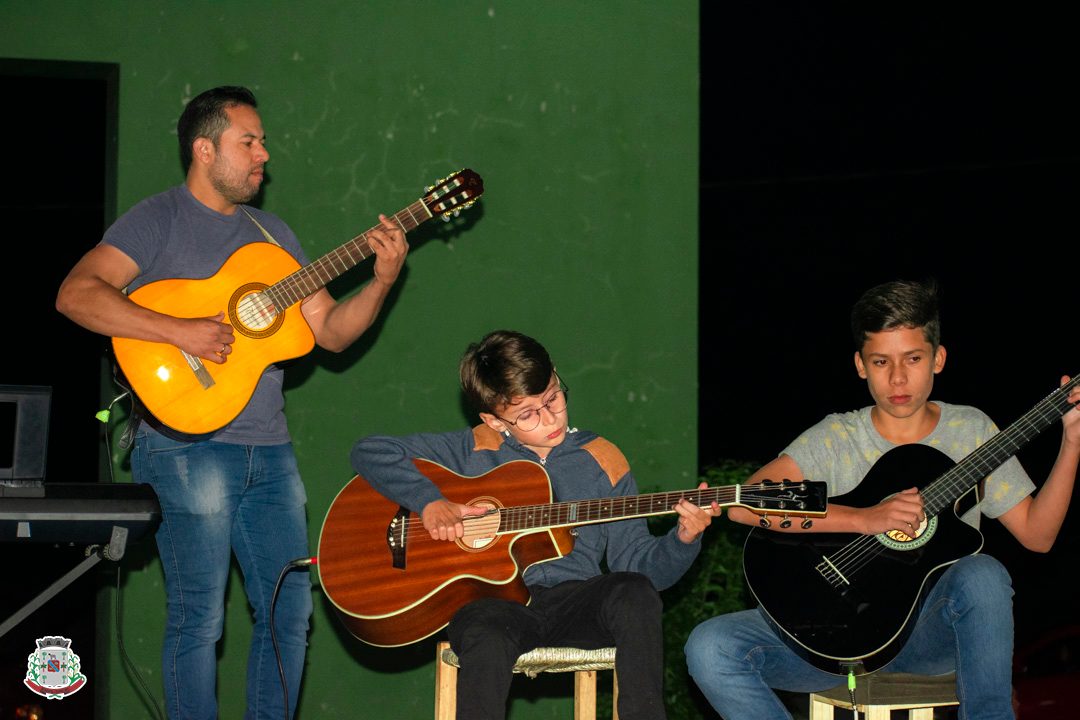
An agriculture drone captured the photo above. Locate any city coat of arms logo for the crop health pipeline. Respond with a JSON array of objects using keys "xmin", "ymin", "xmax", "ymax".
[{"xmin": 24, "ymin": 636, "xmax": 87, "ymax": 699}]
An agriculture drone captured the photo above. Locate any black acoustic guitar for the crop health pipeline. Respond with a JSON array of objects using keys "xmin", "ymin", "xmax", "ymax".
[{"xmin": 743, "ymin": 374, "xmax": 1080, "ymax": 675}]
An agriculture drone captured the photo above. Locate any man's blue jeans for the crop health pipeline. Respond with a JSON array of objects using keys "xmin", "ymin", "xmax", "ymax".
[
  {"xmin": 132, "ymin": 431, "xmax": 313, "ymax": 720},
  {"xmin": 684, "ymin": 554, "xmax": 1015, "ymax": 719}
]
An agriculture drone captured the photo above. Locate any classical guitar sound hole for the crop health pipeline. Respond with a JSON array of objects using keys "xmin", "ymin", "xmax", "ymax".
[
  {"xmin": 229, "ymin": 284, "xmax": 283, "ymax": 338},
  {"xmin": 457, "ymin": 499, "xmax": 501, "ymax": 551}
]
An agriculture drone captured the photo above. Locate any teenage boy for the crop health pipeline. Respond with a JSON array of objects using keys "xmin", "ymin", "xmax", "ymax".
[
  {"xmin": 684, "ymin": 279, "xmax": 1080, "ymax": 720},
  {"xmin": 351, "ymin": 329, "xmax": 718, "ymax": 720}
]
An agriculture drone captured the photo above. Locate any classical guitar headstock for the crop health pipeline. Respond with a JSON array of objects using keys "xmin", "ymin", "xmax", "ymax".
[
  {"xmin": 422, "ymin": 168, "xmax": 484, "ymax": 221},
  {"xmin": 743, "ymin": 479, "xmax": 828, "ymax": 529}
]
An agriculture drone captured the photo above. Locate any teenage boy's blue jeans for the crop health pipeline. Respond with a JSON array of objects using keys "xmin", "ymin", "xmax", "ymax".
[
  {"xmin": 684, "ymin": 554, "xmax": 1015, "ymax": 720},
  {"xmin": 132, "ymin": 431, "xmax": 313, "ymax": 720}
]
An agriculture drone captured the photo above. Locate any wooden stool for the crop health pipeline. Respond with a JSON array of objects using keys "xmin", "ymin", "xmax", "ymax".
[
  {"xmin": 809, "ymin": 672, "xmax": 958, "ymax": 719},
  {"xmin": 434, "ymin": 640, "xmax": 618, "ymax": 720}
]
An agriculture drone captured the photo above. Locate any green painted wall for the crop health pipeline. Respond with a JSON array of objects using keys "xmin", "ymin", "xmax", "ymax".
[{"xmin": 1, "ymin": 2, "xmax": 698, "ymax": 717}]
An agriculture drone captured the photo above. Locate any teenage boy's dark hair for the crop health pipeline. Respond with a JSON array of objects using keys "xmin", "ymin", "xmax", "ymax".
[
  {"xmin": 851, "ymin": 279, "xmax": 942, "ymax": 352},
  {"xmin": 460, "ymin": 330, "xmax": 554, "ymax": 414},
  {"xmin": 177, "ymin": 85, "xmax": 258, "ymax": 172}
]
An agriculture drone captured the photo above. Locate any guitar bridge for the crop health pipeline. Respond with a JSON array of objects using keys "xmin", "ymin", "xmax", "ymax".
[
  {"xmin": 181, "ymin": 350, "xmax": 215, "ymax": 390},
  {"xmin": 816, "ymin": 556, "xmax": 850, "ymax": 588},
  {"xmin": 387, "ymin": 506, "xmax": 409, "ymax": 569}
]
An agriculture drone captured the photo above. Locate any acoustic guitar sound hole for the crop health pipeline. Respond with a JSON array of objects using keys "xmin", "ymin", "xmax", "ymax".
[
  {"xmin": 230, "ymin": 283, "xmax": 284, "ymax": 339},
  {"xmin": 457, "ymin": 499, "xmax": 502, "ymax": 552}
]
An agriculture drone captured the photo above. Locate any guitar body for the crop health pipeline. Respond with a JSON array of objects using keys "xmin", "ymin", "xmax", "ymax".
[
  {"xmin": 111, "ymin": 168, "xmax": 485, "ymax": 435},
  {"xmin": 317, "ymin": 459, "xmax": 574, "ymax": 647},
  {"xmin": 743, "ymin": 443, "xmax": 984, "ymax": 674},
  {"xmin": 113, "ymin": 242, "xmax": 315, "ymax": 434}
]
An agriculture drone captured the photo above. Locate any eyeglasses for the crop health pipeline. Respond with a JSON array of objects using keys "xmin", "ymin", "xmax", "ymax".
[{"xmin": 498, "ymin": 381, "xmax": 570, "ymax": 433}]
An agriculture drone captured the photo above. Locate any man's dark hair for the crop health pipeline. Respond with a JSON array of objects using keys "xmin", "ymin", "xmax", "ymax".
[
  {"xmin": 460, "ymin": 330, "xmax": 555, "ymax": 414},
  {"xmin": 851, "ymin": 278, "xmax": 941, "ymax": 352},
  {"xmin": 177, "ymin": 86, "xmax": 258, "ymax": 171}
]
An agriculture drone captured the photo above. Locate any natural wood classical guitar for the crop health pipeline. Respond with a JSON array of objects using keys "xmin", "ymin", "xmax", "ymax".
[
  {"xmin": 112, "ymin": 169, "xmax": 483, "ymax": 434},
  {"xmin": 317, "ymin": 458, "xmax": 827, "ymax": 647}
]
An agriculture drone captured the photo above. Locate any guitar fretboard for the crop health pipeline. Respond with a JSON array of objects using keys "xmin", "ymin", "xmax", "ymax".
[
  {"xmin": 923, "ymin": 374, "xmax": 1080, "ymax": 515},
  {"xmin": 264, "ymin": 199, "xmax": 433, "ymax": 310},
  {"xmin": 493, "ymin": 482, "xmax": 818, "ymax": 533}
]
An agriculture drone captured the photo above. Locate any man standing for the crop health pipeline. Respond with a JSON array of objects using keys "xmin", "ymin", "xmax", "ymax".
[{"xmin": 56, "ymin": 86, "xmax": 408, "ymax": 719}]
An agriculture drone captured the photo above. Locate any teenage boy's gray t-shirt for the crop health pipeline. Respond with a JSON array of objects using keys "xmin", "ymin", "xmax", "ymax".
[
  {"xmin": 102, "ymin": 185, "xmax": 310, "ymax": 445},
  {"xmin": 781, "ymin": 402, "xmax": 1035, "ymax": 526}
]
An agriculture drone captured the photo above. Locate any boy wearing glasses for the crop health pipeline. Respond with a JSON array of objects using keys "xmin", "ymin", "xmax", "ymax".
[{"xmin": 350, "ymin": 329, "xmax": 716, "ymax": 720}]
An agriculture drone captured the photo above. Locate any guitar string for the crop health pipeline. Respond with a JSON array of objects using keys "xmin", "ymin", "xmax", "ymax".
[
  {"xmin": 833, "ymin": 377, "xmax": 1077, "ymax": 572},
  {"xmin": 233, "ymin": 201, "xmax": 427, "ymax": 326},
  {"xmin": 230, "ymin": 232, "xmax": 378, "ymax": 327},
  {"xmin": 390, "ymin": 483, "xmax": 819, "ymax": 541},
  {"xmin": 269, "ymin": 181, "xmax": 478, "ymax": 303},
  {"xmin": 817, "ymin": 377, "xmax": 1079, "ymax": 586},
  {"xmin": 232, "ymin": 182, "xmax": 475, "ymax": 326},
  {"xmin": 922, "ymin": 378, "xmax": 1077, "ymax": 513},
  {"xmin": 825, "ymin": 391, "xmax": 1072, "ymax": 582},
  {"xmin": 271, "ymin": 201, "xmax": 427, "ymax": 303},
  {"xmin": 394, "ymin": 488, "xmax": 743, "ymax": 540},
  {"xmin": 817, "ymin": 380, "xmax": 1077, "ymax": 585},
  {"xmin": 378, "ymin": 378, "xmax": 1078, "ymax": 582}
]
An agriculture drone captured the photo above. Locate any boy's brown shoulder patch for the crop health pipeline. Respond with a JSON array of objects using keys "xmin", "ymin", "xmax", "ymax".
[
  {"xmin": 472, "ymin": 424, "xmax": 504, "ymax": 451},
  {"xmin": 582, "ymin": 436, "xmax": 630, "ymax": 487}
]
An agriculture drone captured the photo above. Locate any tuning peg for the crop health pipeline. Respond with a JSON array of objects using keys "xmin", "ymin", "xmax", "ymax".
[
  {"xmin": 779, "ymin": 517, "xmax": 793, "ymax": 529},
  {"xmin": 759, "ymin": 516, "xmax": 771, "ymax": 529},
  {"xmin": 425, "ymin": 185, "xmax": 434, "ymax": 192},
  {"xmin": 801, "ymin": 518, "xmax": 814, "ymax": 530}
]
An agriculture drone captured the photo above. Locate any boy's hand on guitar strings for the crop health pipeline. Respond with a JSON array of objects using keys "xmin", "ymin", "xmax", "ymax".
[
  {"xmin": 421, "ymin": 499, "xmax": 488, "ymax": 542},
  {"xmin": 674, "ymin": 482, "xmax": 720, "ymax": 544},
  {"xmin": 860, "ymin": 486, "xmax": 925, "ymax": 536}
]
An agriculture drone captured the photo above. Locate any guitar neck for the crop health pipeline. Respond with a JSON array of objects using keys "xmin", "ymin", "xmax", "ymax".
[
  {"xmin": 264, "ymin": 198, "xmax": 433, "ymax": 310},
  {"xmin": 924, "ymin": 374, "xmax": 1080, "ymax": 516},
  {"xmin": 485, "ymin": 482, "xmax": 820, "ymax": 535}
]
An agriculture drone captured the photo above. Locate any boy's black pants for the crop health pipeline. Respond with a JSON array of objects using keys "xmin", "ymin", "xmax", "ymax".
[{"xmin": 447, "ymin": 571, "xmax": 666, "ymax": 720}]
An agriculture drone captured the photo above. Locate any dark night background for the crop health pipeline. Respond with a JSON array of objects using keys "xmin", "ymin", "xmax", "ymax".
[
  {"xmin": 699, "ymin": 6, "xmax": 1079, "ymax": 653},
  {"xmin": 0, "ymin": 67, "xmax": 109, "ymax": 719}
]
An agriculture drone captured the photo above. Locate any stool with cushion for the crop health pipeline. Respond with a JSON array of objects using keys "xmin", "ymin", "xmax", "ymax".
[
  {"xmin": 809, "ymin": 671, "xmax": 958, "ymax": 720},
  {"xmin": 434, "ymin": 640, "xmax": 618, "ymax": 720}
]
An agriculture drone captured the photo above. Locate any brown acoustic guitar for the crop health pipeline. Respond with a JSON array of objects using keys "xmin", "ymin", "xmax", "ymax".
[
  {"xmin": 317, "ymin": 458, "xmax": 827, "ymax": 647},
  {"xmin": 112, "ymin": 169, "xmax": 484, "ymax": 435}
]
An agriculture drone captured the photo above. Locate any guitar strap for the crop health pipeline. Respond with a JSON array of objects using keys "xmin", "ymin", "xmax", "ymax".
[{"xmin": 240, "ymin": 207, "xmax": 282, "ymax": 247}]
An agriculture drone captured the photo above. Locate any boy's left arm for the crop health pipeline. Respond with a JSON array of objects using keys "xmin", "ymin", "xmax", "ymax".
[
  {"xmin": 605, "ymin": 480, "xmax": 717, "ymax": 591},
  {"xmin": 998, "ymin": 377, "xmax": 1080, "ymax": 552}
]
